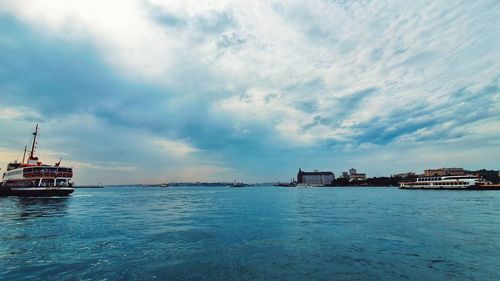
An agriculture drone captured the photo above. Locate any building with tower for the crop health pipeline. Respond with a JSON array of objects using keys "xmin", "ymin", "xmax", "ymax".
[{"xmin": 297, "ymin": 168, "xmax": 335, "ymax": 186}]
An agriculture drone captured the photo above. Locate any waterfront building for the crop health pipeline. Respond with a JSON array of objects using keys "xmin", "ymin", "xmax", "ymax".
[
  {"xmin": 424, "ymin": 168, "xmax": 464, "ymax": 177},
  {"xmin": 348, "ymin": 168, "xmax": 366, "ymax": 181},
  {"xmin": 342, "ymin": 172, "xmax": 350, "ymax": 179},
  {"xmin": 392, "ymin": 172, "xmax": 416, "ymax": 178},
  {"xmin": 297, "ymin": 168, "xmax": 335, "ymax": 186},
  {"xmin": 350, "ymin": 173, "xmax": 366, "ymax": 181}
]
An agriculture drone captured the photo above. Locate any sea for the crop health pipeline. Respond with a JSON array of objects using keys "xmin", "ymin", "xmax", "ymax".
[{"xmin": 1, "ymin": 186, "xmax": 499, "ymax": 280}]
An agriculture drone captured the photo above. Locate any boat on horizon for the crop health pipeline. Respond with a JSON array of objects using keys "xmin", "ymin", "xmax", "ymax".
[
  {"xmin": 0, "ymin": 124, "xmax": 74, "ymax": 197},
  {"xmin": 399, "ymin": 175, "xmax": 500, "ymax": 190},
  {"xmin": 274, "ymin": 178, "xmax": 297, "ymax": 187},
  {"xmin": 230, "ymin": 181, "xmax": 249, "ymax": 188}
]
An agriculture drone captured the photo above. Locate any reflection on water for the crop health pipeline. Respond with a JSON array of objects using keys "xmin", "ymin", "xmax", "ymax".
[
  {"xmin": 17, "ymin": 197, "xmax": 70, "ymax": 220},
  {"xmin": 1, "ymin": 197, "xmax": 69, "ymax": 221},
  {"xmin": 1, "ymin": 187, "xmax": 500, "ymax": 281},
  {"xmin": 0, "ymin": 197, "xmax": 72, "ymax": 277}
]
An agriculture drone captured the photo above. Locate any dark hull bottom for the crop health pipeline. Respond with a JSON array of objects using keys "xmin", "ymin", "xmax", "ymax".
[
  {"xmin": 400, "ymin": 185, "xmax": 500, "ymax": 190},
  {"xmin": 0, "ymin": 188, "xmax": 74, "ymax": 197}
]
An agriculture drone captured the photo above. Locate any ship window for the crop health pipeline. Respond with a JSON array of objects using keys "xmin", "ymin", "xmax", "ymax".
[
  {"xmin": 40, "ymin": 179, "xmax": 54, "ymax": 187},
  {"xmin": 56, "ymin": 179, "xmax": 67, "ymax": 186}
]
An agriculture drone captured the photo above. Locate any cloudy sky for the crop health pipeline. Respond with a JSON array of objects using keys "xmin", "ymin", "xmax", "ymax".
[{"xmin": 0, "ymin": 0, "xmax": 499, "ymax": 185}]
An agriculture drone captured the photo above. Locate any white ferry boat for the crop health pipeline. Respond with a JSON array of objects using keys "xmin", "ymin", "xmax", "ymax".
[
  {"xmin": 400, "ymin": 175, "xmax": 500, "ymax": 190},
  {"xmin": 0, "ymin": 125, "xmax": 74, "ymax": 196}
]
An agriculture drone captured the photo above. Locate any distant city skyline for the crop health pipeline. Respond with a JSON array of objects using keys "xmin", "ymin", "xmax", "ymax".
[{"xmin": 0, "ymin": 0, "xmax": 499, "ymax": 185}]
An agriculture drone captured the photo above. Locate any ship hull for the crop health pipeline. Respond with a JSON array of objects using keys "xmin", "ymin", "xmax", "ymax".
[
  {"xmin": 0, "ymin": 187, "xmax": 74, "ymax": 197},
  {"xmin": 400, "ymin": 185, "xmax": 500, "ymax": 190}
]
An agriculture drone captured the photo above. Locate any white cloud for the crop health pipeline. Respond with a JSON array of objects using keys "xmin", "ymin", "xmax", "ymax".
[
  {"xmin": 0, "ymin": 107, "xmax": 41, "ymax": 120},
  {"xmin": 0, "ymin": 108, "xmax": 23, "ymax": 119},
  {"xmin": 2, "ymin": 0, "xmax": 497, "ymax": 110},
  {"xmin": 153, "ymin": 137, "xmax": 199, "ymax": 157},
  {"xmin": 0, "ymin": 0, "xmax": 178, "ymax": 83}
]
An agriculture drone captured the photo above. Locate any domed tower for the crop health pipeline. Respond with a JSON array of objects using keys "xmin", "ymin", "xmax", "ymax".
[{"xmin": 297, "ymin": 168, "xmax": 303, "ymax": 184}]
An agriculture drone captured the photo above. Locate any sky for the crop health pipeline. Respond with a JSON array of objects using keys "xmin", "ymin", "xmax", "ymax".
[{"xmin": 0, "ymin": 0, "xmax": 499, "ymax": 185}]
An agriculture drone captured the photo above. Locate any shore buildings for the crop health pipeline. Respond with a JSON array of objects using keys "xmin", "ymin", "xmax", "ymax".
[
  {"xmin": 424, "ymin": 168, "xmax": 464, "ymax": 177},
  {"xmin": 297, "ymin": 168, "xmax": 335, "ymax": 186},
  {"xmin": 392, "ymin": 172, "xmax": 416, "ymax": 178},
  {"xmin": 348, "ymin": 168, "xmax": 366, "ymax": 181}
]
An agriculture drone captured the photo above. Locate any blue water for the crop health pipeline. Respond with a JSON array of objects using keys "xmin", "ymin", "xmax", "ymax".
[{"xmin": 1, "ymin": 186, "xmax": 499, "ymax": 280}]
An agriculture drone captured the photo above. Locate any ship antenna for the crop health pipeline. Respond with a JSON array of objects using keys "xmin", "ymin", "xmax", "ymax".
[
  {"xmin": 21, "ymin": 145, "xmax": 27, "ymax": 164},
  {"xmin": 29, "ymin": 124, "xmax": 39, "ymax": 159}
]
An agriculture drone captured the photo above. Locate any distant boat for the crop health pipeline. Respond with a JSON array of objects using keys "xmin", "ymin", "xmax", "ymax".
[
  {"xmin": 275, "ymin": 182, "xmax": 297, "ymax": 187},
  {"xmin": 400, "ymin": 175, "xmax": 500, "ymax": 190},
  {"xmin": 230, "ymin": 181, "xmax": 248, "ymax": 188},
  {"xmin": 274, "ymin": 178, "xmax": 297, "ymax": 187},
  {"xmin": 160, "ymin": 183, "xmax": 169, "ymax": 187}
]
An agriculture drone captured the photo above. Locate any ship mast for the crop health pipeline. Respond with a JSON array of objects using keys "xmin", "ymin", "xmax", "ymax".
[
  {"xmin": 29, "ymin": 124, "xmax": 39, "ymax": 160},
  {"xmin": 21, "ymin": 145, "xmax": 27, "ymax": 164}
]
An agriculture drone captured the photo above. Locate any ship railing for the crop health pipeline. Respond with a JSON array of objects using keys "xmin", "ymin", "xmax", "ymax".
[{"xmin": 23, "ymin": 172, "xmax": 73, "ymax": 178}]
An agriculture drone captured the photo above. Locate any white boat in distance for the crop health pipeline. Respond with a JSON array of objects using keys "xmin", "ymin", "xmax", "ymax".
[{"xmin": 400, "ymin": 175, "xmax": 500, "ymax": 190}]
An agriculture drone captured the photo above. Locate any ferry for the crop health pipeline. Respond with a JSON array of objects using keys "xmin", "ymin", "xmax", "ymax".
[
  {"xmin": 230, "ymin": 181, "xmax": 248, "ymax": 188},
  {"xmin": 0, "ymin": 125, "xmax": 74, "ymax": 196},
  {"xmin": 400, "ymin": 175, "xmax": 500, "ymax": 190}
]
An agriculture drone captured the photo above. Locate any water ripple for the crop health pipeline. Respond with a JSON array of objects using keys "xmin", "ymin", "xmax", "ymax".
[{"xmin": 1, "ymin": 187, "xmax": 499, "ymax": 280}]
